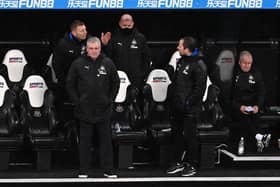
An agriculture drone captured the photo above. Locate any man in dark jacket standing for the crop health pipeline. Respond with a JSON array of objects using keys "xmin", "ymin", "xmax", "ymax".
[
  {"xmin": 103, "ymin": 14, "xmax": 152, "ymax": 113},
  {"xmin": 231, "ymin": 50, "xmax": 269, "ymax": 154},
  {"xmin": 52, "ymin": 20, "xmax": 88, "ymax": 124},
  {"xmin": 167, "ymin": 37, "xmax": 207, "ymax": 177},
  {"xmin": 66, "ymin": 37, "xmax": 120, "ymax": 178},
  {"xmin": 53, "ymin": 20, "xmax": 88, "ymax": 87}
]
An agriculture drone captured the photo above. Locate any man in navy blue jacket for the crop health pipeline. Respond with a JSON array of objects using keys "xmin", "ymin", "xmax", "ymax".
[{"xmin": 67, "ymin": 37, "xmax": 120, "ymax": 178}]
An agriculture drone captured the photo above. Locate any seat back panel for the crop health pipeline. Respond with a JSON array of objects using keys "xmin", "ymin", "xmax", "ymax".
[
  {"xmin": 23, "ymin": 75, "xmax": 48, "ymax": 108},
  {"xmin": 146, "ymin": 69, "xmax": 171, "ymax": 102},
  {"xmin": 215, "ymin": 49, "xmax": 235, "ymax": 82},
  {"xmin": 2, "ymin": 49, "xmax": 28, "ymax": 82}
]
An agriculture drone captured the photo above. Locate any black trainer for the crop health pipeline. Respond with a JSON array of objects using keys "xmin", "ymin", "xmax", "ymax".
[
  {"xmin": 182, "ymin": 163, "xmax": 196, "ymax": 177},
  {"xmin": 104, "ymin": 170, "xmax": 118, "ymax": 178},
  {"xmin": 166, "ymin": 163, "xmax": 185, "ymax": 175}
]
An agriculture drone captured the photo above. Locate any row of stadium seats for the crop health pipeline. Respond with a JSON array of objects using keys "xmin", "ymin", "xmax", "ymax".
[
  {"xmin": 112, "ymin": 69, "xmax": 229, "ymax": 169},
  {"xmin": 0, "ymin": 74, "xmax": 65, "ymax": 170},
  {"xmin": 0, "ymin": 49, "xmax": 65, "ymax": 170},
  {"xmin": 0, "ymin": 48, "xmax": 229, "ymax": 170}
]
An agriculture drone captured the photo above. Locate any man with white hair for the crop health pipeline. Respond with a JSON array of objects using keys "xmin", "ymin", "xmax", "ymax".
[
  {"xmin": 231, "ymin": 50, "xmax": 270, "ymax": 154},
  {"xmin": 67, "ymin": 37, "xmax": 120, "ymax": 178}
]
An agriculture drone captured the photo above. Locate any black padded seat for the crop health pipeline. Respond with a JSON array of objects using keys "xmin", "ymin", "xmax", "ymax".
[
  {"xmin": 111, "ymin": 71, "xmax": 147, "ymax": 168},
  {"xmin": 143, "ymin": 69, "xmax": 172, "ymax": 166},
  {"xmin": 0, "ymin": 75, "xmax": 23, "ymax": 170},
  {"xmin": 196, "ymin": 84, "xmax": 230, "ymax": 168},
  {"xmin": 20, "ymin": 75, "xmax": 65, "ymax": 170}
]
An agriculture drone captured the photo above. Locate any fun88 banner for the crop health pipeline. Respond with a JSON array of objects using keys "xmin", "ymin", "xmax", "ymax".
[{"xmin": 0, "ymin": 0, "xmax": 280, "ymax": 9}]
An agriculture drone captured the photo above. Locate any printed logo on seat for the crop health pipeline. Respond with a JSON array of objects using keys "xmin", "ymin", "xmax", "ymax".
[
  {"xmin": 9, "ymin": 57, "xmax": 23, "ymax": 63},
  {"xmin": 29, "ymin": 82, "xmax": 44, "ymax": 88},
  {"xmin": 152, "ymin": 77, "xmax": 168, "ymax": 83}
]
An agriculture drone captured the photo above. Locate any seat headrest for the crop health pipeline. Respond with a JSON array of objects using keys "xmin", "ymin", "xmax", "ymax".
[
  {"xmin": 146, "ymin": 69, "xmax": 171, "ymax": 102},
  {"xmin": 23, "ymin": 75, "xmax": 48, "ymax": 108},
  {"xmin": 215, "ymin": 49, "xmax": 235, "ymax": 82},
  {"xmin": 0, "ymin": 75, "xmax": 9, "ymax": 107},
  {"xmin": 115, "ymin": 71, "xmax": 131, "ymax": 103},
  {"xmin": 2, "ymin": 49, "xmax": 28, "ymax": 82},
  {"xmin": 168, "ymin": 50, "xmax": 181, "ymax": 72}
]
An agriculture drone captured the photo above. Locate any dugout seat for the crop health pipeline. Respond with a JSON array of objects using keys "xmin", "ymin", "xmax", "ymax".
[
  {"xmin": 111, "ymin": 70, "xmax": 147, "ymax": 168},
  {"xmin": 142, "ymin": 69, "xmax": 172, "ymax": 166},
  {"xmin": 19, "ymin": 75, "xmax": 64, "ymax": 170},
  {"xmin": 210, "ymin": 49, "xmax": 235, "ymax": 115},
  {"xmin": 197, "ymin": 83, "xmax": 229, "ymax": 168},
  {"xmin": 0, "ymin": 75, "xmax": 22, "ymax": 170}
]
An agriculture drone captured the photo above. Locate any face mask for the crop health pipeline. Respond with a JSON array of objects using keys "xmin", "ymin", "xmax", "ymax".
[{"xmin": 121, "ymin": 28, "xmax": 133, "ymax": 35}]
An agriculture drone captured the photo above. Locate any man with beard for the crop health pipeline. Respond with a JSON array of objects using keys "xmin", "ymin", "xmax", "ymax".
[{"xmin": 167, "ymin": 37, "xmax": 207, "ymax": 176}]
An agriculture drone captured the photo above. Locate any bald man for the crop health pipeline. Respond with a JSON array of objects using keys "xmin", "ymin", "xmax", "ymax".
[
  {"xmin": 104, "ymin": 13, "xmax": 151, "ymax": 90},
  {"xmin": 103, "ymin": 13, "xmax": 152, "ymax": 115}
]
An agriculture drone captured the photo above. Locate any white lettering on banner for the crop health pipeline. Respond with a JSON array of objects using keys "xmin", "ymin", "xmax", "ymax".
[
  {"xmin": 158, "ymin": 0, "xmax": 192, "ymax": 8},
  {"xmin": 19, "ymin": 0, "xmax": 54, "ymax": 8},
  {"xmin": 137, "ymin": 0, "xmax": 192, "ymax": 8},
  {"xmin": 137, "ymin": 0, "xmax": 158, "ymax": 8},
  {"xmin": 276, "ymin": 0, "xmax": 280, "ymax": 8},
  {"xmin": 88, "ymin": 0, "xmax": 123, "ymax": 8},
  {"xmin": 67, "ymin": 0, "xmax": 89, "ymax": 8},
  {"xmin": 207, "ymin": 0, "xmax": 227, "ymax": 8},
  {"xmin": 0, "ymin": 0, "xmax": 18, "ymax": 8},
  {"xmin": 227, "ymin": 0, "xmax": 262, "ymax": 8}
]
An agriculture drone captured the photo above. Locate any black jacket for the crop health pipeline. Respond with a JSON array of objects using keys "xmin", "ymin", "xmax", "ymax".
[
  {"xmin": 105, "ymin": 28, "xmax": 151, "ymax": 88},
  {"xmin": 53, "ymin": 32, "xmax": 88, "ymax": 85},
  {"xmin": 66, "ymin": 54, "xmax": 120, "ymax": 123},
  {"xmin": 231, "ymin": 67, "xmax": 265, "ymax": 112},
  {"xmin": 170, "ymin": 55, "xmax": 207, "ymax": 114}
]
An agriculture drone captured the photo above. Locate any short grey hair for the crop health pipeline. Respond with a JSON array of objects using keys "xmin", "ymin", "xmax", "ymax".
[
  {"xmin": 87, "ymin": 37, "xmax": 101, "ymax": 47},
  {"xmin": 239, "ymin": 50, "xmax": 253, "ymax": 63}
]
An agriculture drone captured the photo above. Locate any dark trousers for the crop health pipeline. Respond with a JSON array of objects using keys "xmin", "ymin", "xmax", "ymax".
[
  {"xmin": 170, "ymin": 113, "xmax": 199, "ymax": 167},
  {"xmin": 79, "ymin": 119, "xmax": 114, "ymax": 171},
  {"xmin": 54, "ymin": 84, "xmax": 73, "ymax": 124}
]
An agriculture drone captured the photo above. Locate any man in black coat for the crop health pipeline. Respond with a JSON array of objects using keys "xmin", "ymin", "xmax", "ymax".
[
  {"xmin": 167, "ymin": 37, "xmax": 207, "ymax": 177},
  {"xmin": 103, "ymin": 14, "xmax": 152, "ymax": 114},
  {"xmin": 53, "ymin": 19, "xmax": 111, "ymax": 123},
  {"xmin": 66, "ymin": 37, "xmax": 120, "ymax": 178},
  {"xmin": 231, "ymin": 50, "xmax": 269, "ymax": 154},
  {"xmin": 52, "ymin": 20, "xmax": 88, "ymax": 124}
]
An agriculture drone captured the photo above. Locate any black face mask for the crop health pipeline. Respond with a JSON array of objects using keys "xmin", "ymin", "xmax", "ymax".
[{"xmin": 120, "ymin": 28, "xmax": 133, "ymax": 36}]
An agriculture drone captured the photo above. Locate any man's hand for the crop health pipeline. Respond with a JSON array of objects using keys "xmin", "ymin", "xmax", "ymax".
[{"xmin": 101, "ymin": 32, "xmax": 111, "ymax": 46}]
